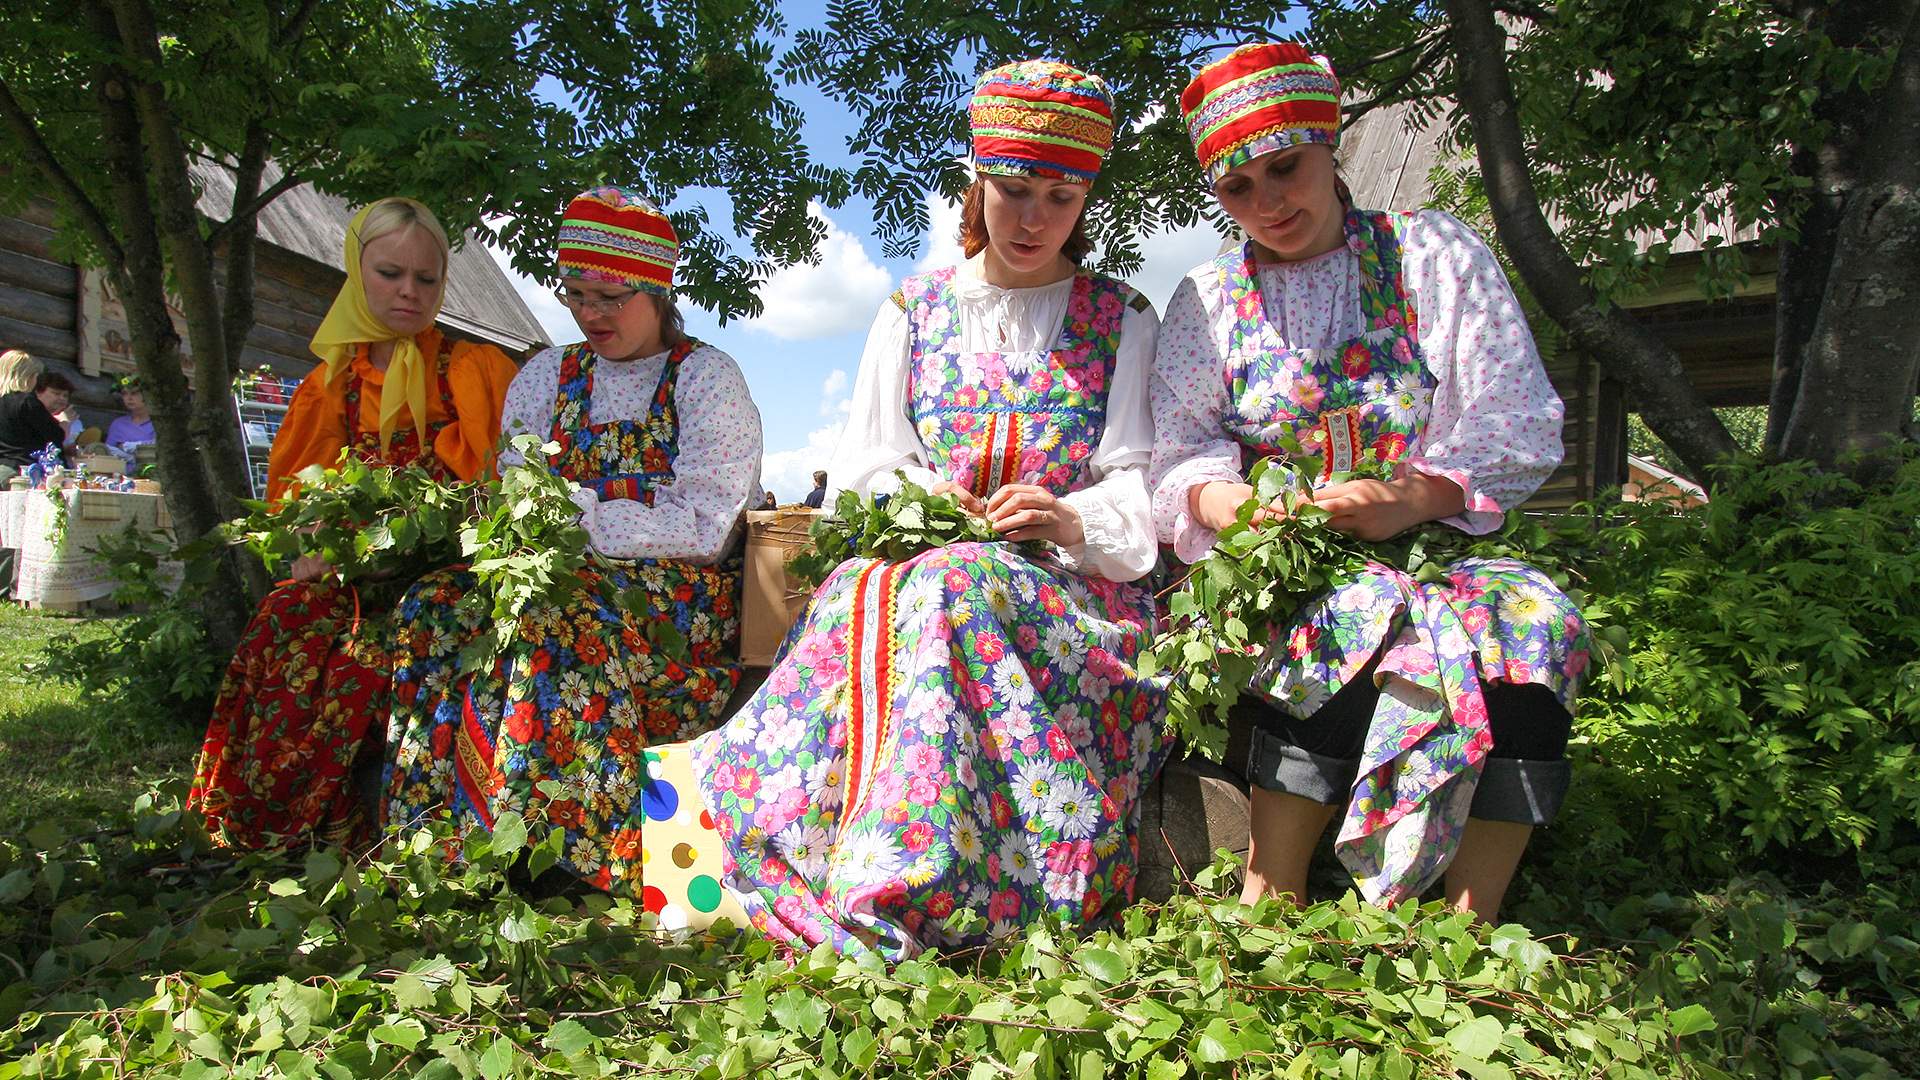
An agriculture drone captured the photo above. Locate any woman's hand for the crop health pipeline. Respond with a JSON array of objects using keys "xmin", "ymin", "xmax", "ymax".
[
  {"xmin": 1312, "ymin": 472, "xmax": 1465, "ymax": 541},
  {"xmin": 1189, "ymin": 481, "xmax": 1255, "ymax": 532},
  {"xmin": 929, "ymin": 480, "xmax": 987, "ymax": 516},
  {"xmin": 986, "ymin": 484, "xmax": 1084, "ymax": 547},
  {"xmin": 289, "ymin": 553, "xmax": 332, "ymax": 582}
]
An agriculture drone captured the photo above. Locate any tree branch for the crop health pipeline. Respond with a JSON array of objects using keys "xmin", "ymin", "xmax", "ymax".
[
  {"xmin": 1442, "ymin": 0, "xmax": 1739, "ymax": 478},
  {"xmin": 204, "ymin": 169, "xmax": 304, "ymax": 247},
  {"xmin": 1343, "ymin": 35, "xmax": 1453, "ymax": 129},
  {"xmin": 1342, "ymin": 26, "xmax": 1450, "ymax": 75},
  {"xmin": 0, "ymin": 76, "xmax": 126, "ymax": 265},
  {"xmin": 274, "ymin": 0, "xmax": 324, "ymax": 50},
  {"xmin": 220, "ymin": 119, "xmax": 269, "ymax": 370}
]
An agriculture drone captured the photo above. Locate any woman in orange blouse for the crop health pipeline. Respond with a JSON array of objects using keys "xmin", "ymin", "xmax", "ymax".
[{"xmin": 191, "ymin": 197, "xmax": 518, "ymax": 849}]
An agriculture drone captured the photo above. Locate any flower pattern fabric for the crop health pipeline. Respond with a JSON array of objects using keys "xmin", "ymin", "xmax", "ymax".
[
  {"xmin": 190, "ymin": 342, "xmax": 460, "ymax": 849},
  {"xmin": 382, "ymin": 340, "xmax": 742, "ymax": 894},
  {"xmin": 1158, "ymin": 210, "xmax": 1590, "ymax": 904},
  {"xmin": 692, "ymin": 270, "xmax": 1170, "ymax": 958}
]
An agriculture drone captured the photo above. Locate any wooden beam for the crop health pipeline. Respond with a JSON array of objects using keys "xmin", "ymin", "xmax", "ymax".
[
  {"xmin": 0, "ymin": 311, "xmax": 76, "ymax": 361},
  {"xmin": 0, "ymin": 280, "xmax": 76, "ymax": 334},
  {"xmin": 0, "ymin": 247, "xmax": 76, "ymax": 298},
  {"xmin": 0, "ymin": 213, "xmax": 59, "ymax": 262}
]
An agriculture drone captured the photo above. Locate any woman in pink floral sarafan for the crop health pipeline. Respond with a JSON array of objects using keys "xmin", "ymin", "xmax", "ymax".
[
  {"xmin": 1151, "ymin": 44, "xmax": 1591, "ymax": 919},
  {"xmin": 691, "ymin": 59, "xmax": 1170, "ymax": 958}
]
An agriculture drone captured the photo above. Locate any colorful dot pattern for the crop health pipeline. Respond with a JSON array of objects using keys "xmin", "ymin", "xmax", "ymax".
[{"xmin": 635, "ymin": 743, "xmax": 743, "ymax": 930}]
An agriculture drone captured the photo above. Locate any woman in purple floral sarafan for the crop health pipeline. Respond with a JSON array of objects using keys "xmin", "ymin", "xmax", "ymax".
[
  {"xmin": 1150, "ymin": 44, "xmax": 1591, "ymax": 919},
  {"xmin": 691, "ymin": 60, "xmax": 1170, "ymax": 958}
]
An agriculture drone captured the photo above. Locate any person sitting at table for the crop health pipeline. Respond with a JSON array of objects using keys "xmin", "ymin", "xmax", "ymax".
[
  {"xmin": 189, "ymin": 196, "xmax": 519, "ymax": 850},
  {"xmin": 0, "ymin": 370, "xmax": 72, "ymax": 477},
  {"xmin": 0, "ymin": 349, "xmax": 42, "ymax": 398},
  {"xmin": 0, "ymin": 365, "xmax": 67, "ymax": 602},
  {"xmin": 105, "ymin": 377, "xmax": 156, "ymax": 453}
]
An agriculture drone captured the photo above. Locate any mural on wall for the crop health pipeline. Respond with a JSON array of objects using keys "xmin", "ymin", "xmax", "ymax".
[{"xmin": 76, "ymin": 268, "xmax": 195, "ymax": 386}]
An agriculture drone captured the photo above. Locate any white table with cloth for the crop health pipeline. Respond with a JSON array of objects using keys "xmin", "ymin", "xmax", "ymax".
[{"xmin": 0, "ymin": 487, "xmax": 173, "ymax": 610}]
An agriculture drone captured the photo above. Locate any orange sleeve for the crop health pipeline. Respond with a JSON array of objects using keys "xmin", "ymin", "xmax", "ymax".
[
  {"xmin": 433, "ymin": 341, "xmax": 521, "ymax": 482},
  {"xmin": 264, "ymin": 365, "xmax": 348, "ymax": 505}
]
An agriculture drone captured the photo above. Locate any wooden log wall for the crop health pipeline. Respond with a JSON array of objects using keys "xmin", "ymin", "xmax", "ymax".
[
  {"xmin": 0, "ymin": 199, "xmax": 527, "ymax": 435},
  {"xmin": 0, "ymin": 202, "xmax": 78, "ymax": 369},
  {"xmin": 1527, "ymin": 348, "xmax": 1600, "ymax": 511}
]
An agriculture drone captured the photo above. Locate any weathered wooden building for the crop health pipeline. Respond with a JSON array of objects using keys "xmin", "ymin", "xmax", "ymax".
[
  {"xmin": 0, "ymin": 164, "xmax": 547, "ymax": 428},
  {"xmin": 1335, "ymin": 101, "xmax": 1774, "ymax": 507}
]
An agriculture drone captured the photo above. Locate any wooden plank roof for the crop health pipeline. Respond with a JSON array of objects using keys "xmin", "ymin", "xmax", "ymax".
[
  {"xmin": 1336, "ymin": 99, "xmax": 1764, "ymax": 255},
  {"xmin": 193, "ymin": 162, "xmax": 548, "ymax": 353}
]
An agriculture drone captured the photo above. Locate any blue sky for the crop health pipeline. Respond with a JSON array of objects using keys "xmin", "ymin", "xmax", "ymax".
[{"xmin": 485, "ymin": 3, "xmax": 1233, "ymax": 502}]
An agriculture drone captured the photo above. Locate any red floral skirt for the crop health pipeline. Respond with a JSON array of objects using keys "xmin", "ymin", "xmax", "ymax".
[{"xmin": 188, "ymin": 581, "xmax": 393, "ymax": 848}]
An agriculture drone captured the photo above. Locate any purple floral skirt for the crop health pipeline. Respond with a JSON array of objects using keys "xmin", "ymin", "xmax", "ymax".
[
  {"xmin": 693, "ymin": 541, "xmax": 1170, "ymax": 959},
  {"xmin": 1255, "ymin": 556, "xmax": 1589, "ymax": 904}
]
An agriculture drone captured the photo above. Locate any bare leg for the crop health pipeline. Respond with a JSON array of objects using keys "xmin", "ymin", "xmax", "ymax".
[
  {"xmin": 1240, "ymin": 787, "xmax": 1337, "ymax": 906},
  {"xmin": 1444, "ymin": 818, "xmax": 1534, "ymax": 920}
]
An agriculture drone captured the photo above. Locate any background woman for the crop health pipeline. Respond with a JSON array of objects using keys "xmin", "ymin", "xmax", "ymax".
[
  {"xmin": 1149, "ymin": 44, "xmax": 1589, "ymax": 919},
  {"xmin": 190, "ymin": 197, "xmax": 518, "ymax": 849},
  {"xmin": 105, "ymin": 376, "xmax": 156, "ymax": 453},
  {"xmin": 382, "ymin": 187, "xmax": 761, "ymax": 896},
  {"xmin": 687, "ymin": 61, "xmax": 1168, "ymax": 958}
]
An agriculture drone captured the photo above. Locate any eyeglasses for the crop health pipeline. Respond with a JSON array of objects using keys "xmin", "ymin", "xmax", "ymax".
[{"xmin": 554, "ymin": 288, "xmax": 643, "ymax": 316}]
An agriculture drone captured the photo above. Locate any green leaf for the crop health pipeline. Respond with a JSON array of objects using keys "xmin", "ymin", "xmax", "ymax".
[
  {"xmin": 391, "ymin": 974, "xmax": 435, "ymax": 1012},
  {"xmin": 543, "ymin": 1019, "xmax": 595, "ymax": 1055},
  {"xmin": 1827, "ymin": 920, "xmax": 1878, "ymax": 959},
  {"xmin": 490, "ymin": 811, "xmax": 528, "ymax": 857},
  {"xmin": 371, "ymin": 1021, "xmax": 426, "ymax": 1051},
  {"xmin": 0, "ymin": 869, "xmax": 30, "ymax": 903},
  {"xmin": 771, "ymin": 991, "xmax": 829, "ymax": 1037},
  {"xmin": 1190, "ymin": 1018, "xmax": 1241, "ymax": 1063},
  {"xmin": 477, "ymin": 1036, "xmax": 516, "ymax": 1080},
  {"xmin": 1446, "ymin": 1015, "xmax": 1505, "ymax": 1059},
  {"xmin": 843, "ymin": 1026, "xmax": 879, "ymax": 1070},
  {"xmin": 1076, "ymin": 946, "xmax": 1129, "ymax": 985},
  {"xmin": 1667, "ymin": 1003, "xmax": 1716, "ymax": 1037},
  {"xmin": 1145, "ymin": 1059, "xmax": 1188, "ymax": 1080}
]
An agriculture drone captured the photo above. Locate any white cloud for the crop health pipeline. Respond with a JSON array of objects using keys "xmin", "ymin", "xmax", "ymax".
[
  {"xmin": 479, "ymin": 216, "xmax": 577, "ymax": 347},
  {"xmin": 1122, "ymin": 221, "xmax": 1232, "ymax": 313},
  {"xmin": 742, "ymin": 205, "xmax": 892, "ymax": 341},
  {"xmin": 818, "ymin": 367, "xmax": 850, "ymax": 417},
  {"xmin": 916, "ymin": 187, "xmax": 967, "ymax": 271},
  {"xmin": 760, "ymin": 421, "xmax": 844, "ymax": 503}
]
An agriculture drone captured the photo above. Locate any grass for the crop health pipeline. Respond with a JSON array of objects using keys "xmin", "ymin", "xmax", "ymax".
[{"xmin": 0, "ymin": 606, "xmax": 200, "ymax": 838}]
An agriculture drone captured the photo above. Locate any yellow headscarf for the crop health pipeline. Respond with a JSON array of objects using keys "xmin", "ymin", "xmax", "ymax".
[{"xmin": 308, "ymin": 199, "xmax": 446, "ymax": 449}]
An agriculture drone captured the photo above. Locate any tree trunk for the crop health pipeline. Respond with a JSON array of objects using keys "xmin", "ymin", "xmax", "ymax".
[
  {"xmin": 87, "ymin": 1, "xmax": 253, "ymax": 650},
  {"xmin": 1772, "ymin": 2, "xmax": 1920, "ymax": 469},
  {"xmin": 1443, "ymin": 0, "xmax": 1740, "ymax": 481},
  {"xmin": 217, "ymin": 124, "xmax": 276, "ymax": 600},
  {"xmin": 109, "ymin": 0, "xmax": 256, "ymax": 520}
]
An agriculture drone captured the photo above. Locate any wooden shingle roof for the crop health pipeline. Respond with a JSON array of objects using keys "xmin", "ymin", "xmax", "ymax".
[
  {"xmin": 1335, "ymin": 99, "xmax": 1764, "ymax": 255},
  {"xmin": 193, "ymin": 163, "xmax": 548, "ymax": 353}
]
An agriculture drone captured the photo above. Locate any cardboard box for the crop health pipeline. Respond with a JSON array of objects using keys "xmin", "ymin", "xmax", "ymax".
[{"xmin": 739, "ymin": 507, "xmax": 823, "ymax": 667}]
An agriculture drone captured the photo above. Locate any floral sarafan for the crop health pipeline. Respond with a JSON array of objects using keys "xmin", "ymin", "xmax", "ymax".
[
  {"xmin": 1221, "ymin": 210, "xmax": 1437, "ymax": 477},
  {"xmin": 904, "ymin": 269, "xmax": 1130, "ymax": 499},
  {"xmin": 382, "ymin": 338, "xmax": 740, "ymax": 896},
  {"xmin": 1192, "ymin": 208, "xmax": 1590, "ymax": 904},
  {"xmin": 690, "ymin": 264, "xmax": 1168, "ymax": 958}
]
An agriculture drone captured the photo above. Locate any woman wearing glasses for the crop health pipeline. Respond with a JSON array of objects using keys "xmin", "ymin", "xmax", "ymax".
[
  {"xmin": 191, "ymin": 197, "xmax": 518, "ymax": 850},
  {"xmin": 382, "ymin": 186, "xmax": 762, "ymax": 895},
  {"xmin": 1150, "ymin": 45, "xmax": 1587, "ymax": 919}
]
